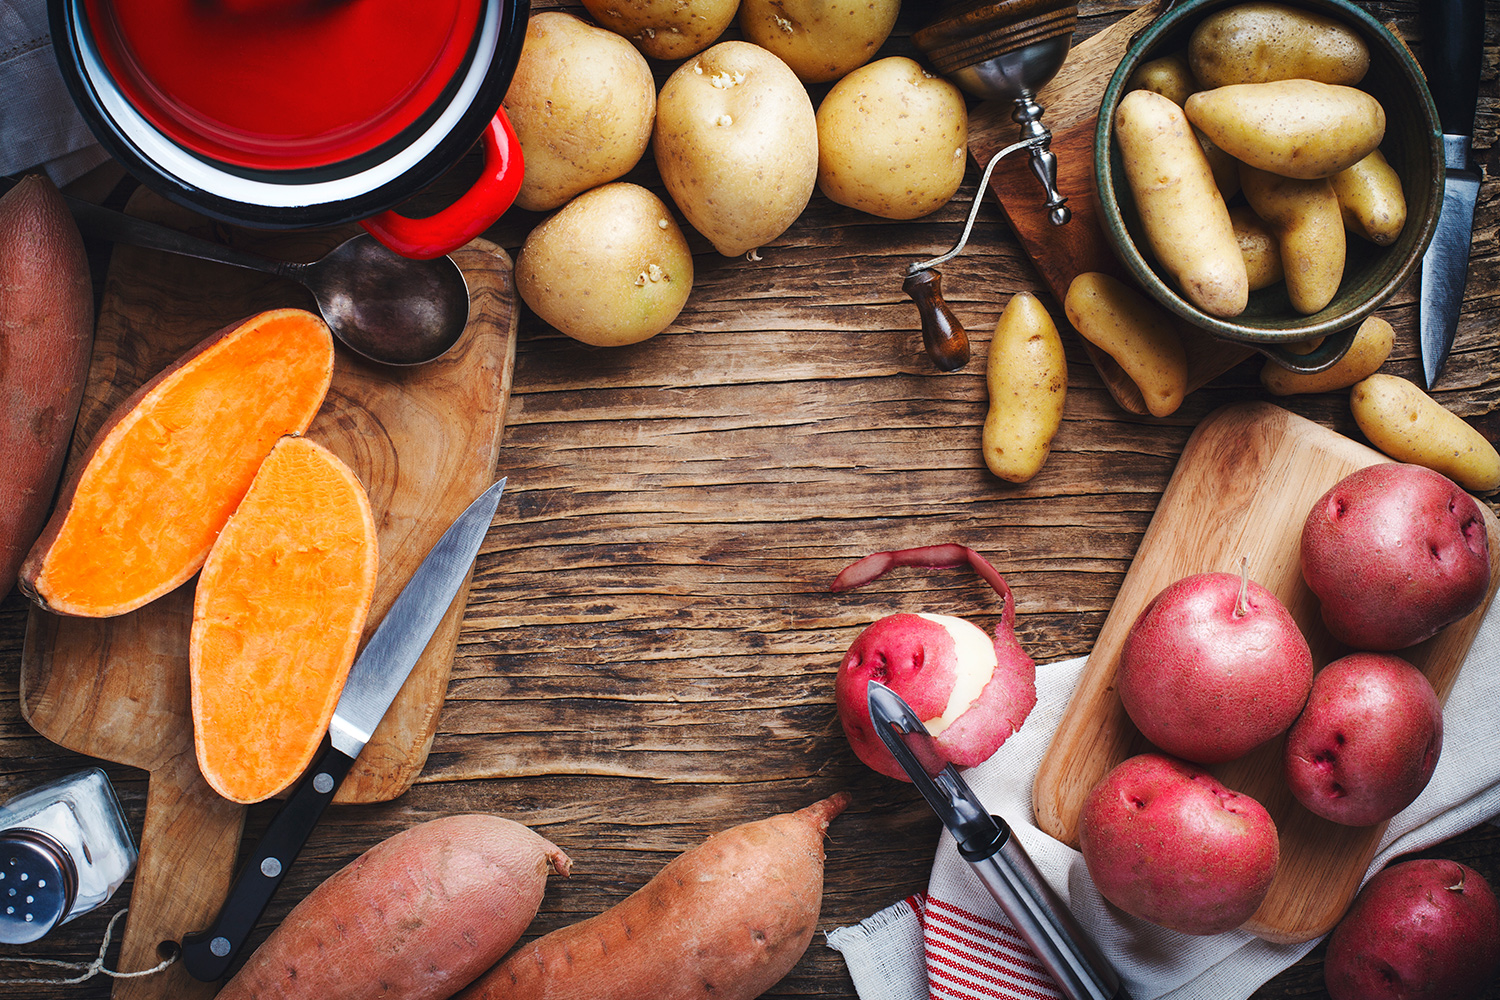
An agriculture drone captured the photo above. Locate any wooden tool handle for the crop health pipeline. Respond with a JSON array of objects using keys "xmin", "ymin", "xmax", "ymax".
[{"xmin": 904, "ymin": 269, "xmax": 971, "ymax": 371}]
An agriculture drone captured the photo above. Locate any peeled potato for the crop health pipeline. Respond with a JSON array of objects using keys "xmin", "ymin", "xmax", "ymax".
[
  {"xmin": 654, "ymin": 41, "xmax": 818, "ymax": 257},
  {"xmin": 738, "ymin": 0, "xmax": 899, "ymax": 83},
  {"xmin": 516, "ymin": 183, "xmax": 694, "ymax": 347}
]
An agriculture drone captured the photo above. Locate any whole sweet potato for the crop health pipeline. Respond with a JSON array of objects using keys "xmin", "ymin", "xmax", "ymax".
[
  {"xmin": 454, "ymin": 792, "xmax": 850, "ymax": 1000},
  {"xmin": 0, "ymin": 175, "xmax": 94, "ymax": 594},
  {"xmin": 218, "ymin": 814, "xmax": 571, "ymax": 1000}
]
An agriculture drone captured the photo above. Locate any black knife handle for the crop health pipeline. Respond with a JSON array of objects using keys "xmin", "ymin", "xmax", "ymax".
[
  {"xmin": 180, "ymin": 740, "xmax": 357, "ymax": 981},
  {"xmin": 1420, "ymin": 0, "xmax": 1485, "ymax": 137}
]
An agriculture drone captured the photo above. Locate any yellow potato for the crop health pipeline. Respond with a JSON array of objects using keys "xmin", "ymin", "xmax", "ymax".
[
  {"xmin": 1127, "ymin": 51, "xmax": 1197, "ymax": 106},
  {"xmin": 816, "ymin": 57, "xmax": 967, "ymax": 220},
  {"xmin": 1261, "ymin": 315, "xmax": 1393, "ymax": 395},
  {"xmin": 1331, "ymin": 149, "xmax": 1407, "ymax": 246},
  {"xmin": 580, "ymin": 0, "xmax": 738, "ymax": 60},
  {"xmin": 1229, "ymin": 204, "xmax": 1283, "ymax": 291},
  {"xmin": 516, "ymin": 182, "xmax": 694, "ymax": 347},
  {"xmin": 1198, "ymin": 129, "xmax": 1241, "ymax": 201},
  {"xmin": 738, "ymin": 0, "xmax": 899, "ymax": 83},
  {"xmin": 1351, "ymin": 374, "xmax": 1500, "ymax": 492},
  {"xmin": 654, "ymin": 41, "xmax": 818, "ymax": 258},
  {"xmin": 1240, "ymin": 164, "xmax": 1345, "ymax": 314},
  {"xmin": 1114, "ymin": 89, "xmax": 1248, "ymax": 318},
  {"xmin": 1188, "ymin": 2, "xmax": 1370, "ymax": 88},
  {"xmin": 504, "ymin": 13, "xmax": 656, "ymax": 212},
  {"xmin": 982, "ymin": 292, "xmax": 1067, "ymax": 483},
  {"xmin": 1185, "ymin": 80, "xmax": 1385, "ymax": 179},
  {"xmin": 1064, "ymin": 272, "xmax": 1189, "ymax": 418}
]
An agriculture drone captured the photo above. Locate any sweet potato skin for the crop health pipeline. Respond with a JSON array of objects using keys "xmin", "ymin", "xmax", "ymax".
[
  {"xmin": 218, "ymin": 814, "xmax": 572, "ymax": 1000},
  {"xmin": 454, "ymin": 792, "xmax": 851, "ymax": 1000},
  {"xmin": 0, "ymin": 175, "xmax": 94, "ymax": 594}
]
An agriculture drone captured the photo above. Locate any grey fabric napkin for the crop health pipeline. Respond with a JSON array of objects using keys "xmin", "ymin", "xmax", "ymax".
[{"xmin": 0, "ymin": 0, "xmax": 107, "ymax": 184}]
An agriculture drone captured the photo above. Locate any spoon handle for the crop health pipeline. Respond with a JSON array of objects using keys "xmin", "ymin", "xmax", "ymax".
[{"xmin": 63, "ymin": 195, "xmax": 301, "ymax": 281}]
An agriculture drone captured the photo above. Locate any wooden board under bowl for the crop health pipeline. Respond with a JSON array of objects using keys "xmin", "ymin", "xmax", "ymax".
[
  {"xmin": 1032, "ymin": 400, "xmax": 1500, "ymax": 944},
  {"xmin": 19, "ymin": 188, "xmax": 518, "ymax": 999}
]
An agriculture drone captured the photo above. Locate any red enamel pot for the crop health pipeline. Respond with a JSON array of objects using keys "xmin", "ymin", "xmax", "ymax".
[{"xmin": 51, "ymin": 0, "xmax": 529, "ymax": 259}]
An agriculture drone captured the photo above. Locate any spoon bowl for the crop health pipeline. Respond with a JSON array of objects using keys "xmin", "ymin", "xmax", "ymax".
[{"xmin": 64, "ymin": 196, "xmax": 471, "ymax": 366}]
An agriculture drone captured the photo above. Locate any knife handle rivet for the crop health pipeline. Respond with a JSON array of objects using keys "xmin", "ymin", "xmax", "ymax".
[
  {"xmin": 209, "ymin": 936, "xmax": 231, "ymax": 957},
  {"xmin": 260, "ymin": 858, "xmax": 283, "ymax": 878},
  {"xmin": 313, "ymin": 773, "xmax": 334, "ymax": 794}
]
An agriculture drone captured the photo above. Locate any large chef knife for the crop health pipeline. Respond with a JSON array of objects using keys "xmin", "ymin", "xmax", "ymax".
[
  {"xmin": 1419, "ymin": 0, "xmax": 1485, "ymax": 388},
  {"xmin": 180, "ymin": 477, "xmax": 508, "ymax": 980},
  {"xmin": 866, "ymin": 681, "xmax": 1129, "ymax": 1000}
]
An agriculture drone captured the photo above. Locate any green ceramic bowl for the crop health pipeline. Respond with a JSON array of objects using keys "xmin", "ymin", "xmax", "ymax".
[{"xmin": 1095, "ymin": 0, "xmax": 1443, "ymax": 372}]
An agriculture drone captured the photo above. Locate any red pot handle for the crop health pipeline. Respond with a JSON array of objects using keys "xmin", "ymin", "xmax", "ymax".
[{"xmin": 360, "ymin": 109, "xmax": 524, "ymax": 260}]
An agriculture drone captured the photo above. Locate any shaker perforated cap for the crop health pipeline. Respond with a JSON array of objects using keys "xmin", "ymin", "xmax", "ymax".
[{"xmin": 0, "ymin": 828, "xmax": 78, "ymax": 944}]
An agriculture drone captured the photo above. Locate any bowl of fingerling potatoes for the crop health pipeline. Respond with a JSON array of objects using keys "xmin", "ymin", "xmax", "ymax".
[{"xmin": 1094, "ymin": 0, "xmax": 1442, "ymax": 373}]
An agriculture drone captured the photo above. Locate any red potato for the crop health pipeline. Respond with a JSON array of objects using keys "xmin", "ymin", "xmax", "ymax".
[
  {"xmin": 1283, "ymin": 652, "xmax": 1442, "ymax": 827},
  {"xmin": 0, "ymin": 175, "xmax": 94, "ymax": 594},
  {"xmin": 1118, "ymin": 567, "xmax": 1313, "ymax": 764},
  {"xmin": 1325, "ymin": 858, "xmax": 1500, "ymax": 1000},
  {"xmin": 218, "ymin": 814, "xmax": 571, "ymax": 1000},
  {"xmin": 831, "ymin": 545, "xmax": 1037, "ymax": 780},
  {"xmin": 1301, "ymin": 463, "xmax": 1491, "ymax": 650},
  {"xmin": 1079, "ymin": 752, "xmax": 1279, "ymax": 935},
  {"xmin": 453, "ymin": 792, "xmax": 850, "ymax": 1000}
]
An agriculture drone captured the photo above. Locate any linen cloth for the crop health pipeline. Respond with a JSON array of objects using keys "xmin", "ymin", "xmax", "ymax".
[
  {"xmin": 828, "ymin": 595, "xmax": 1500, "ymax": 1000},
  {"xmin": 0, "ymin": 0, "xmax": 108, "ymax": 185}
]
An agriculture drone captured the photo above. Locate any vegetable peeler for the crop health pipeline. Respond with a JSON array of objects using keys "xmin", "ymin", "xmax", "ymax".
[{"xmin": 867, "ymin": 680, "xmax": 1129, "ymax": 1000}]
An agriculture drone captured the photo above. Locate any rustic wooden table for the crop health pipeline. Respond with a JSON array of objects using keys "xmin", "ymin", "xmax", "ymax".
[{"xmin": 3, "ymin": 1, "xmax": 1498, "ymax": 997}]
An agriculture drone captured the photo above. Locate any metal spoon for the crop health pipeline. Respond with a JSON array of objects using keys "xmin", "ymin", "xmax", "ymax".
[{"xmin": 63, "ymin": 196, "xmax": 470, "ymax": 366}]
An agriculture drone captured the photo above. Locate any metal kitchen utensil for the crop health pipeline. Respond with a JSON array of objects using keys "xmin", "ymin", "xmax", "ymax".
[
  {"xmin": 906, "ymin": 0, "xmax": 1076, "ymax": 371},
  {"xmin": 180, "ymin": 477, "xmax": 507, "ymax": 980},
  {"xmin": 63, "ymin": 194, "xmax": 471, "ymax": 367},
  {"xmin": 1418, "ymin": 0, "xmax": 1485, "ymax": 389},
  {"xmin": 867, "ymin": 681, "xmax": 1129, "ymax": 1000}
]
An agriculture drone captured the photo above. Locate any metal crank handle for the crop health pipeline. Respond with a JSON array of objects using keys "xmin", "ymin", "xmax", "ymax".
[{"xmin": 966, "ymin": 823, "xmax": 1129, "ymax": 1000}]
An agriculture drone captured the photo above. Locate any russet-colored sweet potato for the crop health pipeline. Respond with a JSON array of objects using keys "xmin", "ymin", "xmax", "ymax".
[
  {"xmin": 0, "ymin": 175, "xmax": 94, "ymax": 595},
  {"xmin": 218, "ymin": 814, "xmax": 572, "ymax": 1000},
  {"xmin": 191, "ymin": 435, "xmax": 378, "ymax": 804},
  {"xmin": 19, "ymin": 307, "xmax": 333, "ymax": 617},
  {"xmin": 454, "ymin": 792, "xmax": 851, "ymax": 1000}
]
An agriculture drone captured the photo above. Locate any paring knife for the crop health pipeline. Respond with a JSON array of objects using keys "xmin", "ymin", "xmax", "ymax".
[
  {"xmin": 867, "ymin": 681, "xmax": 1129, "ymax": 1000},
  {"xmin": 1418, "ymin": 0, "xmax": 1485, "ymax": 389},
  {"xmin": 180, "ymin": 477, "xmax": 508, "ymax": 981}
]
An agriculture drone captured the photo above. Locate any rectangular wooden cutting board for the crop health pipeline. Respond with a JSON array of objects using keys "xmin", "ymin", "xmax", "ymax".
[
  {"xmin": 1032, "ymin": 401, "xmax": 1500, "ymax": 943},
  {"xmin": 18, "ymin": 188, "xmax": 518, "ymax": 999}
]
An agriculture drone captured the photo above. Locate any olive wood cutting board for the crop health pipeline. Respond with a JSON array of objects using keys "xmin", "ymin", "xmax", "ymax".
[
  {"xmin": 967, "ymin": 0, "xmax": 1255, "ymax": 415},
  {"xmin": 19, "ymin": 188, "xmax": 517, "ymax": 998},
  {"xmin": 1032, "ymin": 401, "xmax": 1500, "ymax": 944}
]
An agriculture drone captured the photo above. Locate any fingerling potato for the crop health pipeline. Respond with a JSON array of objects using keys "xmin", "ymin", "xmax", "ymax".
[
  {"xmin": 1351, "ymin": 374, "xmax": 1500, "ymax": 492},
  {"xmin": 1188, "ymin": 2, "xmax": 1370, "ymax": 88},
  {"xmin": 1064, "ymin": 272, "xmax": 1188, "ymax": 418},
  {"xmin": 982, "ymin": 292, "xmax": 1067, "ymax": 483},
  {"xmin": 1127, "ymin": 51, "xmax": 1197, "ymax": 106},
  {"xmin": 1185, "ymin": 80, "xmax": 1385, "ymax": 180},
  {"xmin": 1229, "ymin": 205, "xmax": 1284, "ymax": 292},
  {"xmin": 1331, "ymin": 149, "xmax": 1407, "ymax": 246},
  {"xmin": 1240, "ymin": 164, "xmax": 1345, "ymax": 314},
  {"xmin": 1261, "ymin": 315, "xmax": 1393, "ymax": 395}
]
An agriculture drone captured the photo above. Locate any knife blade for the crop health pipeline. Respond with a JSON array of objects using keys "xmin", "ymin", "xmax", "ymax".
[
  {"xmin": 180, "ymin": 476, "xmax": 508, "ymax": 981},
  {"xmin": 1419, "ymin": 0, "xmax": 1485, "ymax": 389},
  {"xmin": 866, "ymin": 681, "xmax": 1129, "ymax": 1000}
]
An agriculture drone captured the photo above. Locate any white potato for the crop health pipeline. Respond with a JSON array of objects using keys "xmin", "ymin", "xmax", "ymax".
[
  {"xmin": 580, "ymin": 0, "xmax": 739, "ymax": 61},
  {"xmin": 738, "ymin": 0, "xmax": 900, "ymax": 83}
]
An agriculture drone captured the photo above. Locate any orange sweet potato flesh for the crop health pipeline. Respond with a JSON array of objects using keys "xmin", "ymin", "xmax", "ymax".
[
  {"xmin": 192, "ymin": 435, "xmax": 378, "ymax": 804},
  {"xmin": 219, "ymin": 814, "xmax": 571, "ymax": 1000},
  {"xmin": 19, "ymin": 307, "xmax": 333, "ymax": 617},
  {"xmin": 0, "ymin": 175, "xmax": 94, "ymax": 595},
  {"xmin": 454, "ymin": 792, "xmax": 851, "ymax": 1000}
]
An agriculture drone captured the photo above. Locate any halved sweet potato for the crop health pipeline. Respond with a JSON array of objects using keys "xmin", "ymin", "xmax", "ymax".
[
  {"xmin": 0, "ymin": 175, "xmax": 94, "ymax": 595},
  {"xmin": 191, "ymin": 435, "xmax": 378, "ymax": 804},
  {"xmin": 19, "ymin": 308, "xmax": 333, "ymax": 617}
]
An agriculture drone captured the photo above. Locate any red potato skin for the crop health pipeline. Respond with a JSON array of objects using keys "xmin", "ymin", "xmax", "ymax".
[
  {"xmin": 1283, "ymin": 653, "xmax": 1442, "ymax": 827},
  {"xmin": 453, "ymin": 792, "xmax": 851, "ymax": 1000},
  {"xmin": 1325, "ymin": 859, "xmax": 1500, "ymax": 1000},
  {"xmin": 217, "ymin": 814, "xmax": 571, "ymax": 1000},
  {"xmin": 1301, "ymin": 463, "xmax": 1491, "ymax": 650},
  {"xmin": 0, "ymin": 175, "xmax": 94, "ymax": 594}
]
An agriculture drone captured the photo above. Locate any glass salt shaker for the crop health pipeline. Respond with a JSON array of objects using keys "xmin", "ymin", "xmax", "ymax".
[{"xmin": 0, "ymin": 768, "xmax": 137, "ymax": 944}]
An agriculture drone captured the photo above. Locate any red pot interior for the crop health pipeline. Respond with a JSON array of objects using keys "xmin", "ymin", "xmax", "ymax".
[{"xmin": 83, "ymin": 0, "xmax": 484, "ymax": 171}]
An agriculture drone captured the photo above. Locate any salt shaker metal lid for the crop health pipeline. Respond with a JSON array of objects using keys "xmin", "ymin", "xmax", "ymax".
[{"xmin": 0, "ymin": 828, "xmax": 80, "ymax": 945}]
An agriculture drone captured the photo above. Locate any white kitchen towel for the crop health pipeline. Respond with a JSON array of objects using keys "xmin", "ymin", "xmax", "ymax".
[
  {"xmin": 828, "ymin": 593, "xmax": 1500, "ymax": 1000},
  {"xmin": 0, "ymin": 0, "xmax": 108, "ymax": 184}
]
